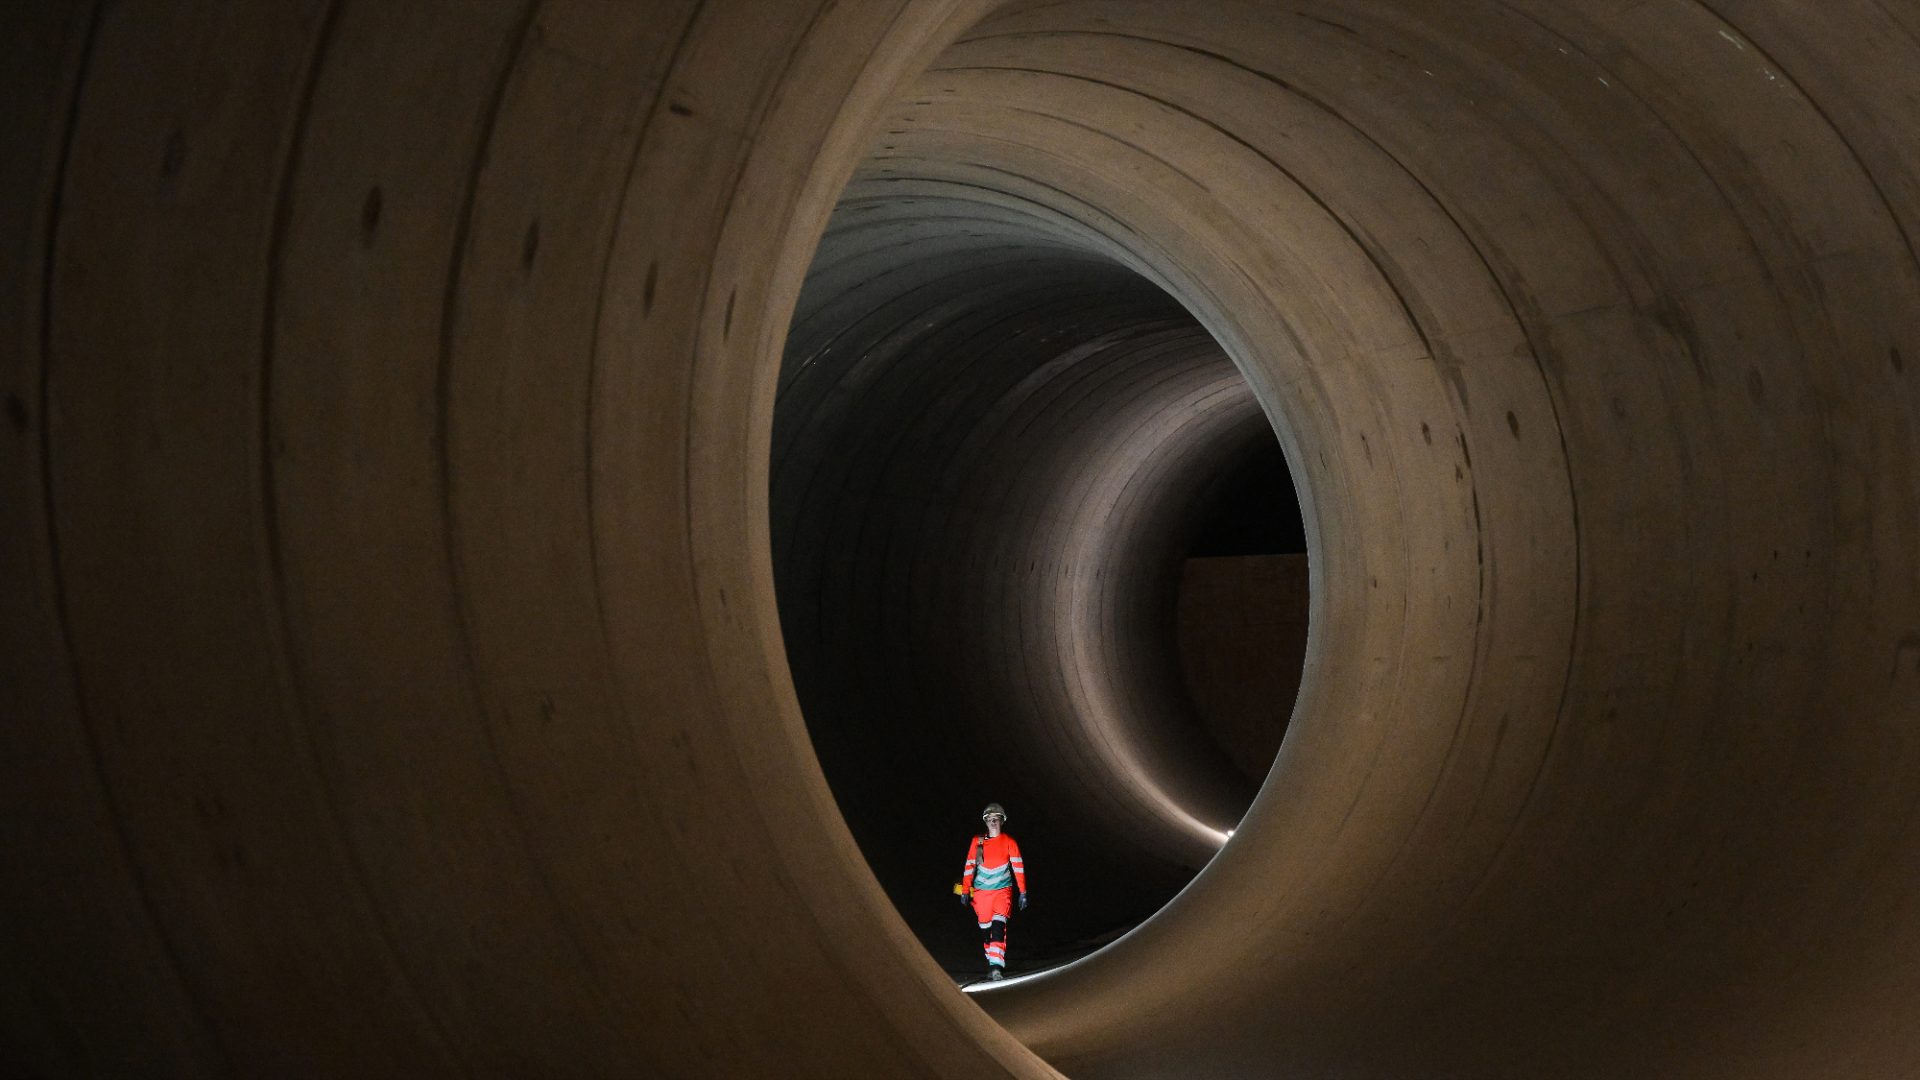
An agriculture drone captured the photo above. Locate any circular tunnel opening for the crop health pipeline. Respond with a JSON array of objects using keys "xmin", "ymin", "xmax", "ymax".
[
  {"xmin": 768, "ymin": 180, "xmax": 1310, "ymax": 979},
  {"xmin": 16, "ymin": 2, "xmax": 1920, "ymax": 1077}
]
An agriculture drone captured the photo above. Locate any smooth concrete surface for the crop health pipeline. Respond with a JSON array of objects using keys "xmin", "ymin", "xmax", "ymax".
[{"xmin": 5, "ymin": 1, "xmax": 1920, "ymax": 1077}]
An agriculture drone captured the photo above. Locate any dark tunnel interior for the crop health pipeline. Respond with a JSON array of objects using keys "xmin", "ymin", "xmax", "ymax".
[{"xmin": 768, "ymin": 197, "xmax": 1312, "ymax": 974}]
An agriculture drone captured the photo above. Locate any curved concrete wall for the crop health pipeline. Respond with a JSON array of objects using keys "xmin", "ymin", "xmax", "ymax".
[{"xmin": 5, "ymin": 1, "xmax": 1918, "ymax": 1077}]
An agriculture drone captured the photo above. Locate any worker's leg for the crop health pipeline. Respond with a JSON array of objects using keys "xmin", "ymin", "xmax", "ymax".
[
  {"xmin": 970, "ymin": 887, "xmax": 996, "ymax": 967},
  {"xmin": 977, "ymin": 888, "xmax": 1013, "ymax": 970},
  {"xmin": 971, "ymin": 887, "xmax": 1012, "ymax": 969}
]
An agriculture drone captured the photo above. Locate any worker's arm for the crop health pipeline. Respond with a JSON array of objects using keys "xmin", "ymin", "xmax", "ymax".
[
  {"xmin": 1009, "ymin": 836, "xmax": 1027, "ymax": 895},
  {"xmin": 960, "ymin": 837, "xmax": 980, "ymax": 900}
]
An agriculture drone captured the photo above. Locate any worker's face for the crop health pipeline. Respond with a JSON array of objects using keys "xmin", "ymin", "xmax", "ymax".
[{"xmin": 984, "ymin": 814, "xmax": 1003, "ymax": 836}]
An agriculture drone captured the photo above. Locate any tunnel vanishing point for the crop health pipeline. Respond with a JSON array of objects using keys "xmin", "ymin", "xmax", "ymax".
[{"xmin": 5, "ymin": 2, "xmax": 1920, "ymax": 1077}]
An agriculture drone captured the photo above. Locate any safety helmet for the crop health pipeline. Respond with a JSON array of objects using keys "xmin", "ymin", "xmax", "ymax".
[{"xmin": 981, "ymin": 802, "xmax": 1007, "ymax": 822}]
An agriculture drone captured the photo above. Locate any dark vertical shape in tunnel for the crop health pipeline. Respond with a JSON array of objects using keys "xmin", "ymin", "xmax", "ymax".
[
  {"xmin": 1184, "ymin": 437, "xmax": 1308, "ymax": 559},
  {"xmin": 4, "ymin": 2, "xmax": 1920, "ymax": 1078}
]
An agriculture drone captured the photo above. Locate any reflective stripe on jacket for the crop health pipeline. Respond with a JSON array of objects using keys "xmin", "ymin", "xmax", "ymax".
[{"xmin": 962, "ymin": 833, "xmax": 1026, "ymax": 893}]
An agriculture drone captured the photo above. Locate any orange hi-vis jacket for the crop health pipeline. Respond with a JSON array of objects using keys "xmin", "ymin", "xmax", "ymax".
[{"xmin": 962, "ymin": 833, "xmax": 1026, "ymax": 895}]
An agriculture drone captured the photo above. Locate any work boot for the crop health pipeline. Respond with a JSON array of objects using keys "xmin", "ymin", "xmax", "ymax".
[{"xmin": 989, "ymin": 968, "xmax": 1005, "ymax": 981}]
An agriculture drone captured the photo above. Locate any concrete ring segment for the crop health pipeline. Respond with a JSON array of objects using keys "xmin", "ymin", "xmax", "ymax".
[{"xmin": 4, "ymin": 1, "xmax": 1918, "ymax": 1077}]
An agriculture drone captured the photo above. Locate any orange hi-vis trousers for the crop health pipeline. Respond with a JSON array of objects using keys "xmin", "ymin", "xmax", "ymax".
[{"xmin": 971, "ymin": 887, "xmax": 1013, "ymax": 969}]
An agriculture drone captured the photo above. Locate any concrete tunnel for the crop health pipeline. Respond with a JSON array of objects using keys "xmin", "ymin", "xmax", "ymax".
[{"xmin": 4, "ymin": 1, "xmax": 1919, "ymax": 1076}]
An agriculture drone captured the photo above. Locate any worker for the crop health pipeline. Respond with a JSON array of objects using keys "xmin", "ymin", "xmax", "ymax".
[{"xmin": 959, "ymin": 802, "xmax": 1028, "ymax": 980}]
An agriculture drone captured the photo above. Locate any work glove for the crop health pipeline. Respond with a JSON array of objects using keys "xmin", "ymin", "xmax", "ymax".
[
  {"xmin": 960, "ymin": 892, "xmax": 972, "ymax": 908},
  {"xmin": 1018, "ymin": 892, "xmax": 1028, "ymax": 912}
]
